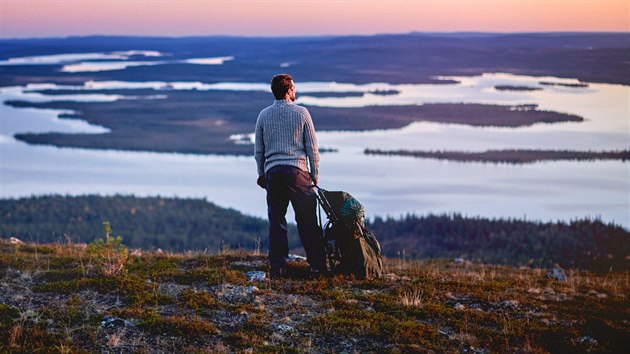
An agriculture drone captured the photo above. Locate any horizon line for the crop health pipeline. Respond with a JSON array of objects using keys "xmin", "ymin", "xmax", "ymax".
[{"xmin": 1, "ymin": 30, "xmax": 629, "ymax": 41}]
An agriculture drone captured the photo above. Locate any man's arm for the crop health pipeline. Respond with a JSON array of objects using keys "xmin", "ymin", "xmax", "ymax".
[
  {"xmin": 254, "ymin": 115, "xmax": 266, "ymax": 187},
  {"xmin": 303, "ymin": 110, "xmax": 319, "ymax": 185}
]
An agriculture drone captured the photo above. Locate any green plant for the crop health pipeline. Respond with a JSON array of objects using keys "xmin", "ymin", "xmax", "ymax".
[{"xmin": 87, "ymin": 221, "xmax": 128, "ymax": 276}]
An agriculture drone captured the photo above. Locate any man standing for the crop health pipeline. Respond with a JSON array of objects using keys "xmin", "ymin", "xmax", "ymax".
[{"xmin": 255, "ymin": 73, "xmax": 326, "ymax": 278}]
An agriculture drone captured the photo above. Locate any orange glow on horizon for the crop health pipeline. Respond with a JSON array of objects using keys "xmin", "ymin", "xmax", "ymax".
[{"xmin": 1, "ymin": 0, "xmax": 627, "ymax": 38}]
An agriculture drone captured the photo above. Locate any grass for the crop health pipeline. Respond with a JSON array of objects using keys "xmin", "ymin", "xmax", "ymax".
[{"xmin": 0, "ymin": 238, "xmax": 628, "ymax": 353}]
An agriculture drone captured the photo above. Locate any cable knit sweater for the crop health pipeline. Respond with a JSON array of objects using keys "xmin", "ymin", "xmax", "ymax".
[{"xmin": 254, "ymin": 99, "xmax": 319, "ymax": 181}]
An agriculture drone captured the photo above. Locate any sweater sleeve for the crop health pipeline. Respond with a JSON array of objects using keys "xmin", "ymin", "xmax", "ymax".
[
  {"xmin": 302, "ymin": 110, "xmax": 319, "ymax": 181},
  {"xmin": 254, "ymin": 114, "xmax": 265, "ymax": 177}
]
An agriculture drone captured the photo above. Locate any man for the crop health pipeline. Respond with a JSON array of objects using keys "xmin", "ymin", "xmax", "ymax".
[{"xmin": 255, "ymin": 73, "xmax": 326, "ymax": 278}]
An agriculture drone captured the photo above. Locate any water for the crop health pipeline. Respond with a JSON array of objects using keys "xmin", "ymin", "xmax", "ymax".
[
  {"xmin": 0, "ymin": 51, "xmax": 235, "ymax": 72},
  {"xmin": 1, "ymin": 71, "xmax": 628, "ymax": 228}
]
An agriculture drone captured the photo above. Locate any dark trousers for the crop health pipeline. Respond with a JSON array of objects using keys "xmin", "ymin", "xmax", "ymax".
[{"xmin": 265, "ymin": 165, "xmax": 325, "ymax": 271}]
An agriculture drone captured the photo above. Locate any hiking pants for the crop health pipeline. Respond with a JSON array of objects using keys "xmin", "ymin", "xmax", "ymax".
[{"xmin": 265, "ymin": 165, "xmax": 325, "ymax": 271}]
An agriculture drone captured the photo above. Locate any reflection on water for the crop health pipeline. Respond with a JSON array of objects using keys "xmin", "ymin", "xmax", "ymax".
[
  {"xmin": 61, "ymin": 61, "xmax": 162, "ymax": 73},
  {"xmin": 1, "ymin": 73, "xmax": 628, "ymax": 228},
  {"xmin": 0, "ymin": 51, "xmax": 162, "ymax": 65},
  {"xmin": 0, "ymin": 51, "xmax": 235, "ymax": 72}
]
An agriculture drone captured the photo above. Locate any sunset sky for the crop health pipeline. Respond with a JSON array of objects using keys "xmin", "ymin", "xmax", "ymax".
[{"xmin": 1, "ymin": 0, "xmax": 628, "ymax": 38}]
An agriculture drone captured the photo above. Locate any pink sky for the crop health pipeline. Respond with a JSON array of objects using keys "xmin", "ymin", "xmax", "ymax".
[{"xmin": 1, "ymin": 0, "xmax": 628, "ymax": 37}]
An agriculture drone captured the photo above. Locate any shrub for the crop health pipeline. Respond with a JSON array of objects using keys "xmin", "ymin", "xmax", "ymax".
[{"xmin": 87, "ymin": 221, "xmax": 128, "ymax": 276}]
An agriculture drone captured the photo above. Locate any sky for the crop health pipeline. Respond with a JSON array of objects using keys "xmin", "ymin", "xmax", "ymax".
[{"xmin": 0, "ymin": 0, "xmax": 628, "ymax": 38}]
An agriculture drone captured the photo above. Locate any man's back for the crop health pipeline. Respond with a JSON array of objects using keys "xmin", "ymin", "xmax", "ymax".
[{"xmin": 255, "ymin": 99, "xmax": 319, "ymax": 181}]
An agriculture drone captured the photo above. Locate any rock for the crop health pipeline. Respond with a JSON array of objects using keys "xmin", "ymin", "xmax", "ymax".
[
  {"xmin": 496, "ymin": 300, "xmax": 519, "ymax": 309},
  {"xmin": 274, "ymin": 323, "xmax": 294, "ymax": 332},
  {"xmin": 527, "ymin": 287, "xmax": 542, "ymax": 294},
  {"xmin": 462, "ymin": 347, "xmax": 487, "ymax": 354},
  {"xmin": 547, "ymin": 266, "xmax": 568, "ymax": 282},
  {"xmin": 232, "ymin": 259, "xmax": 266, "ymax": 268},
  {"xmin": 453, "ymin": 257, "xmax": 465, "ymax": 264},
  {"xmin": 245, "ymin": 271, "xmax": 266, "ymax": 282},
  {"xmin": 9, "ymin": 237, "xmax": 25, "ymax": 245},
  {"xmin": 587, "ymin": 289, "xmax": 608, "ymax": 298},
  {"xmin": 215, "ymin": 284, "xmax": 259, "ymax": 304},
  {"xmin": 130, "ymin": 249, "xmax": 142, "ymax": 257},
  {"xmin": 384, "ymin": 273, "xmax": 399, "ymax": 281},
  {"xmin": 454, "ymin": 303, "xmax": 465, "ymax": 310},
  {"xmin": 100, "ymin": 315, "xmax": 135, "ymax": 329},
  {"xmin": 383, "ymin": 273, "xmax": 410, "ymax": 281},
  {"xmin": 578, "ymin": 336, "xmax": 598, "ymax": 347},
  {"xmin": 159, "ymin": 282, "xmax": 190, "ymax": 298},
  {"xmin": 287, "ymin": 254, "xmax": 307, "ymax": 262},
  {"xmin": 246, "ymin": 285, "xmax": 259, "ymax": 293}
]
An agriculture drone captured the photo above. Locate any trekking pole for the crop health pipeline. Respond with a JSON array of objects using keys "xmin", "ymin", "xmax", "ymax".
[
  {"xmin": 313, "ymin": 185, "xmax": 337, "ymax": 223},
  {"xmin": 317, "ymin": 194, "xmax": 323, "ymax": 229}
]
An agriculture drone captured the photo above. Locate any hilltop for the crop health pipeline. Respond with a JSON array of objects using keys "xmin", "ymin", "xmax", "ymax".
[{"xmin": 1, "ymin": 237, "xmax": 627, "ymax": 353}]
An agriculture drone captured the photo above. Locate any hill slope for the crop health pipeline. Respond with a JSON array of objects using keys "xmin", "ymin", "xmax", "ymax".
[{"xmin": 0, "ymin": 239, "xmax": 627, "ymax": 353}]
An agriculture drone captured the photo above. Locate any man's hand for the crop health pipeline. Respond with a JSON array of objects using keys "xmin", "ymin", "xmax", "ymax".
[{"xmin": 257, "ymin": 176, "xmax": 267, "ymax": 189}]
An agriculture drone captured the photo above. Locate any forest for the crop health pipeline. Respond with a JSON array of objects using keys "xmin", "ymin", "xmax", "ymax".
[
  {"xmin": 1, "ymin": 195, "xmax": 627, "ymax": 272},
  {"xmin": 364, "ymin": 148, "xmax": 630, "ymax": 164}
]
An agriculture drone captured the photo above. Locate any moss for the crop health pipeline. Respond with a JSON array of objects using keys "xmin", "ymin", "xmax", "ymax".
[
  {"xmin": 0, "ymin": 252, "xmax": 36, "ymax": 272},
  {"xmin": 20, "ymin": 244, "xmax": 57, "ymax": 255},
  {"xmin": 182, "ymin": 255, "xmax": 229, "ymax": 269},
  {"xmin": 34, "ymin": 276, "xmax": 115, "ymax": 294},
  {"xmin": 40, "ymin": 303, "xmax": 90, "ymax": 328},
  {"xmin": 126, "ymin": 256, "xmax": 182, "ymax": 280},
  {"xmin": 393, "ymin": 320, "xmax": 440, "ymax": 347},
  {"xmin": 142, "ymin": 315, "xmax": 217, "ymax": 337},
  {"xmin": 310, "ymin": 307, "xmax": 397, "ymax": 339},
  {"xmin": 283, "ymin": 276, "xmax": 350, "ymax": 300},
  {"xmin": 34, "ymin": 273, "xmax": 173, "ymax": 306},
  {"xmin": 0, "ymin": 304, "xmax": 20, "ymax": 326},
  {"xmin": 308, "ymin": 305, "xmax": 445, "ymax": 349},
  {"xmin": 179, "ymin": 288, "xmax": 220, "ymax": 312},
  {"xmin": 47, "ymin": 255, "xmax": 86, "ymax": 270},
  {"xmin": 169, "ymin": 267, "xmax": 246, "ymax": 286},
  {"xmin": 256, "ymin": 344, "xmax": 301, "ymax": 353},
  {"xmin": 110, "ymin": 306, "xmax": 161, "ymax": 324},
  {"xmin": 225, "ymin": 314, "xmax": 274, "ymax": 349},
  {"xmin": 3, "ymin": 323, "xmax": 75, "ymax": 352},
  {"xmin": 37, "ymin": 268, "xmax": 85, "ymax": 282}
]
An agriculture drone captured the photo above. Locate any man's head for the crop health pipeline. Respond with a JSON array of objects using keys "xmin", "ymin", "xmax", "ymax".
[{"xmin": 271, "ymin": 73, "xmax": 295, "ymax": 101}]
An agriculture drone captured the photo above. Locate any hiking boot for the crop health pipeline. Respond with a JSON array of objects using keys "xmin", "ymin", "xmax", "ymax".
[{"xmin": 269, "ymin": 267, "xmax": 286, "ymax": 279}]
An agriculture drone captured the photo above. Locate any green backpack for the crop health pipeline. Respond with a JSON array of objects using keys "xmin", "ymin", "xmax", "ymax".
[{"xmin": 316, "ymin": 189, "xmax": 384, "ymax": 280}]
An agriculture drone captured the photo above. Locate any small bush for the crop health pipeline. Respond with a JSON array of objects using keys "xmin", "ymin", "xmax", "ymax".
[{"xmin": 87, "ymin": 221, "xmax": 128, "ymax": 277}]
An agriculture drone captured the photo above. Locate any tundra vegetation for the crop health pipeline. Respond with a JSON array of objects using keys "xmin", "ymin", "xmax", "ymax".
[{"xmin": 0, "ymin": 229, "xmax": 628, "ymax": 353}]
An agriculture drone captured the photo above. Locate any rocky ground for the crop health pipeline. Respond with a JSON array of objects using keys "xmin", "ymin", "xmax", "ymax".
[{"xmin": 1, "ymin": 239, "xmax": 628, "ymax": 353}]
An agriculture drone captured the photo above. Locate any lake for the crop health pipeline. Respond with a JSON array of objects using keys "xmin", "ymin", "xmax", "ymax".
[{"xmin": 1, "ymin": 72, "xmax": 628, "ymax": 228}]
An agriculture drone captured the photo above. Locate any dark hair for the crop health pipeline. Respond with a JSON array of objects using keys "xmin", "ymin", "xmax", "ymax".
[{"xmin": 271, "ymin": 73, "xmax": 293, "ymax": 99}]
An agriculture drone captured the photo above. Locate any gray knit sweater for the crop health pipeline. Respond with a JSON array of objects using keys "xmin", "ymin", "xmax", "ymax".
[{"xmin": 254, "ymin": 99, "xmax": 319, "ymax": 181}]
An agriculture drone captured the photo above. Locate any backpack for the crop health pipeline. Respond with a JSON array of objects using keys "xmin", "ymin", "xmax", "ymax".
[{"xmin": 315, "ymin": 188, "xmax": 384, "ymax": 280}]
